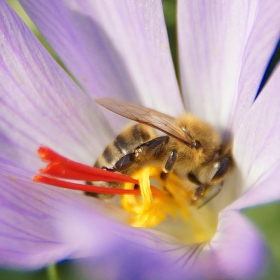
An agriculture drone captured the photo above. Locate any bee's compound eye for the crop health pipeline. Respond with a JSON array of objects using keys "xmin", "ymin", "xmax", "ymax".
[
  {"xmin": 212, "ymin": 157, "xmax": 231, "ymax": 181},
  {"xmin": 193, "ymin": 140, "xmax": 201, "ymax": 149}
]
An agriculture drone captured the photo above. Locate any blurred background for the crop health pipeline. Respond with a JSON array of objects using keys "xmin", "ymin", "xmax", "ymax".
[{"xmin": 1, "ymin": 0, "xmax": 280, "ymax": 279}]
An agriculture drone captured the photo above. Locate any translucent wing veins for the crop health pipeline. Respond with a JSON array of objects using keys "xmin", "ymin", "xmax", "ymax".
[{"xmin": 96, "ymin": 98, "xmax": 195, "ymax": 147}]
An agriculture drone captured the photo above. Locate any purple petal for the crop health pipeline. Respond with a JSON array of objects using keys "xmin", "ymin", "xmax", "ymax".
[
  {"xmin": 0, "ymin": 2, "xmax": 120, "ymax": 268},
  {"xmin": 177, "ymin": 0, "xmax": 280, "ymax": 130},
  {"xmin": 0, "ymin": 0, "xmax": 114, "ymax": 174},
  {"xmin": 233, "ymin": 65, "xmax": 280, "ymax": 205},
  {"xmin": 19, "ymin": 0, "xmax": 183, "ymax": 116}
]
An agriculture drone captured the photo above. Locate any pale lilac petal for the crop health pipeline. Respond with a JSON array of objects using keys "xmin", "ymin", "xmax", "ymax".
[
  {"xmin": 230, "ymin": 163, "xmax": 280, "ymax": 209},
  {"xmin": 208, "ymin": 210, "xmax": 267, "ymax": 279},
  {"xmin": 19, "ymin": 0, "xmax": 183, "ymax": 116},
  {"xmin": 234, "ymin": 0, "xmax": 280, "ymax": 129},
  {"xmin": 233, "ymin": 65, "xmax": 280, "ymax": 204},
  {"xmin": 0, "ymin": 1, "xmax": 121, "ymax": 268},
  {"xmin": 177, "ymin": 0, "xmax": 280, "ymax": 131},
  {"xmin": 177, "ymin": 0, "xmax": 257, "ymax": 126},
  {"xmin": 0, "ymin": 172, "xmax": 72, "ymax": 269},
  {"xmin": 0, "ymin": 0, "xmax": 114, "ymax": 174}
]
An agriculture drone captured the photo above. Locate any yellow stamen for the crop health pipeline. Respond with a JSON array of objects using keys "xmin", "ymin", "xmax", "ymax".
[
  {"xmin": 120, "ymin": 165, "xmax": 218, "ymax": 244},
  {"xmin": 121, "ymin": 166, "xmax": 191, "ymax": 228}
]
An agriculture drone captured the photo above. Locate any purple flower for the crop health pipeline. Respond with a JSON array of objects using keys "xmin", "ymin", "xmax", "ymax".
[{"xmin": 0, "ymin": 0, "xmax": 280, "ymax": 279}]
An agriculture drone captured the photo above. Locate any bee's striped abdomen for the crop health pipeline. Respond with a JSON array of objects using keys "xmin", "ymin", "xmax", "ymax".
[
  {"xmin": 86, "ymin": 124, "xmax": 157, "ymax": 199},
  {"xmin": 94, "ymin": 123, "xmax": 156, "ymax": 169}
]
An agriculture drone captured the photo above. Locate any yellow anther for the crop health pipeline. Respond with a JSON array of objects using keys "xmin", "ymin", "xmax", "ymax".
[{"xmin": 121, "ymin": 165, "xmax": 193, "ymax": 228}]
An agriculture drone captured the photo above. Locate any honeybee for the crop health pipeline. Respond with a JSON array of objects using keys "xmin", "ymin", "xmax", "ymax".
[{"xmin": 86, "ymin": 98, "xmax": 233, "ymax": 203}]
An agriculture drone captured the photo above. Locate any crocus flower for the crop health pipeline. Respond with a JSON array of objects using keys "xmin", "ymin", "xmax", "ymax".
[{"xmin": 0, "ymin": 0, "xmax": 280, "ymax": 279}]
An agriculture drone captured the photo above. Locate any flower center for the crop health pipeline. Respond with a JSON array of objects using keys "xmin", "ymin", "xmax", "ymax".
[
  {"xmin": 121, "ymin": 165, "xmax": 191, "ymax": 227},
  {"xmin": 120, "ymin": 165, "xmax": 218, "ymax": 243},
  {"xmin": 34, "ymin": 147, "xmax": 218, "ymax": 244}
]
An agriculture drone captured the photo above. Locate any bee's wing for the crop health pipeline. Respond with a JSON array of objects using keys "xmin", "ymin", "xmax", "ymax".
[{"xmin": 96, "ymin": 98, "xmax": 194, "ymax": 146}]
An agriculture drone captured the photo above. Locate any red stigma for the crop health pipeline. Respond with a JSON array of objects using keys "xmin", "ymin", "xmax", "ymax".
[{"xmin": 34, "ymin": 146, "xmax": 160, "ymax": 196}]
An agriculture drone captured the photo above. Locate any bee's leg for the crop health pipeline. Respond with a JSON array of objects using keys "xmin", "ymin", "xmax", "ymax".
[
  {"xmin": 101, "ymin": 153, "xmax": 135, "ymax": 172},
  {"xmin": 142, "ymin": 136, "xmax": 169, "ymax": 151},
  {"xmin": 113, "ymin": 136, "xmax": 169, "ymax": 172},
  {"xmin": 160, "ymin": 150, "xmax": 177, "ymax": 180},
  {"xmin": 188, "ymin": 173, "xmax": 201, "ymax": 186},
  {"xmin": 188, "ymin": 173, "xmax": 206, "ymax": 202},
  {"xmin": 114, "ymin": 151, "xmax": 137, "ymax": 171}
]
